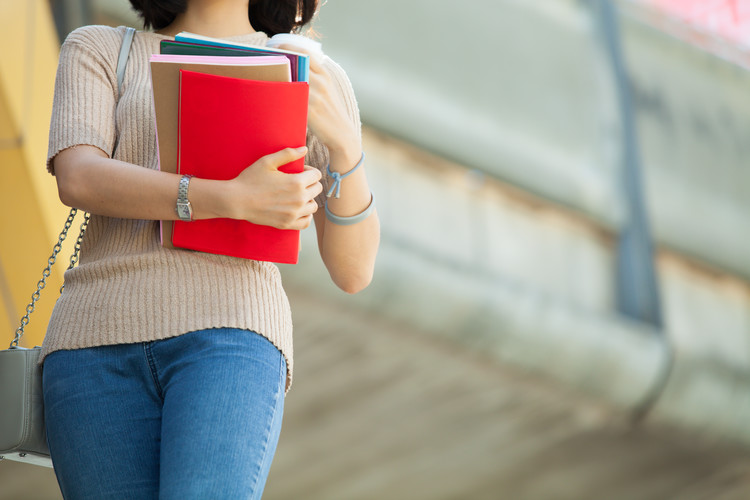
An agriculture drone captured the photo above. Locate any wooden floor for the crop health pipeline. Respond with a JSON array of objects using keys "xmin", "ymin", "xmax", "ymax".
[{"xmin": 3, "ymin": 289, "xmax": 750, "ymax": 499}]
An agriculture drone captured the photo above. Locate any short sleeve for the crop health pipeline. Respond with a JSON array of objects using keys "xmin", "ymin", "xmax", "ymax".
[
  {"xmin": 306, "ymin": 55, "xmax": 363, "ymax": 208},
  {"xmin": 46, "ymin": 26, "xmax": 120, "ymax": 174}
]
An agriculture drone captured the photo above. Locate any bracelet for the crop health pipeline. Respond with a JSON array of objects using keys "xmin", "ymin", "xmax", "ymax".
[
  {"xmin": 325, "ymin": 193, "xmax": 376, "ymax": 226},
  {"xmin": 326, "ymin": 152, "xmax": 365, "ymax": 199}
]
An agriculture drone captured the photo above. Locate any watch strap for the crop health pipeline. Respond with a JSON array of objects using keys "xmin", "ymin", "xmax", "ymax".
[{"xmin": 176, "ymin": 175, "xmax": 193, "ymax": 221}]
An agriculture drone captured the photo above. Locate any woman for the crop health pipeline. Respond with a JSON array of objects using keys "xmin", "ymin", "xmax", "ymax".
[{"xmin": 41, "ymin": 0, "xmax": 379, "ymax": 498}]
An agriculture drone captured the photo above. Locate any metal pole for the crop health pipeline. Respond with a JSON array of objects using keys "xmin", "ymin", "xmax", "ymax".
[{"xmin": 596, "ymin": 0, "xmax": 663, "ymax": 329}]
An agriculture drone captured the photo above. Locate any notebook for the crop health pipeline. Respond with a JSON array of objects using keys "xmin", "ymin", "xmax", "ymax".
[
  {"xmin": 171, "ymin": 70, "xmax": 309, "ymax": 263},
  {"xmin": 149, "ymin": 54, "xmax": 291, "ymax": 248}
]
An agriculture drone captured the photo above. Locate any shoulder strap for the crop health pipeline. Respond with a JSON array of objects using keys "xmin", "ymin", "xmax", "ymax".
[
  {"xmin": 116, "ymin": 27, "xmax": 136, "ymax": 94},
  {"xmin": 112, "ymin": 27, "xmax": 135, "ymax": 154}
]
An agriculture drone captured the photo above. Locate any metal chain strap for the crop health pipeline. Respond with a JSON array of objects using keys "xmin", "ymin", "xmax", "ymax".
[
  {"xmin": 9, "ymin": 28, "xmax": 128, "ymax": 349},
  {"xmin": 10, "ymin": 208, "xmax": 89, "ymax": 348},
  {"xmin": 61, "ymin": 212, "xmax": 90, "ymax": 293}
]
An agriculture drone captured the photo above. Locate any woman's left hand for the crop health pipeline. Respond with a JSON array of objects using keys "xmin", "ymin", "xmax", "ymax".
[
  {"xmin": 278, "ymin": 42, "xmax": 378, "ymax": 296},
  {"xmin": 278, "ymin": 44, "xmax": 361, "ymax": 158}
]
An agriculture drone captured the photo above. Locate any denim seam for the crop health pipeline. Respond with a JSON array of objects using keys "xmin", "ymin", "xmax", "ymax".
[
  {"xmin": 142, "ymin": 343, "xmax": 164, "ymax": 401},
  {"xmin": 248, "ymin": 354, "xmax": 285, "ymax": 499}
]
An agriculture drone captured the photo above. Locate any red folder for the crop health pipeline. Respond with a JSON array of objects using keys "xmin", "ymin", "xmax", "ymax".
[{"xmin": 172, "ymin": 70, "xmax": 309, "ymax": 263}]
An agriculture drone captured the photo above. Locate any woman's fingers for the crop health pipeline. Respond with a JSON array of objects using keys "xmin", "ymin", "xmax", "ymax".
[
  {"xmin": 303, "ymin": 165, "xmax": 324, "ymax": 194},
  {"xmin": 257, "ymin": 146, "xmax": 307, "ymax": 171},
  {"xmin": 285, "ymin": 200, "xmax": 318, "ymax": 231},
  {"xmin": 230, "ymin": 151, "xmax": 323, "ymax": 230},
  {"xmin": 280, "ymin": 186, "xmax": 320, "ymax": 231},
  {"xmin": 294, "ymin": 214, "xmax": 314, "ymax": 231}
]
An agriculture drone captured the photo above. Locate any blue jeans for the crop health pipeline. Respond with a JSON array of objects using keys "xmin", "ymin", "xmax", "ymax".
[{"xmin": 42, "ymin": 328, "xmax": 286, "ymax": 500}]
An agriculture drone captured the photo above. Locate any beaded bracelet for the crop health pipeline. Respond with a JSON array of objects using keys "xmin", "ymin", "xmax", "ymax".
[
  {"xmin": 325, "ymin": 193, "xmax": 376, "ymax": 226},
  {"xmin": 326, "ymin": 152, "xmax": 365, "ymax": 199}
]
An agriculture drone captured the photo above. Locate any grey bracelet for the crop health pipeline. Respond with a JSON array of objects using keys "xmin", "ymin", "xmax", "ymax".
[{"xmin": 324, "ymin": 193, "xmax": 376, "ymax": 226}]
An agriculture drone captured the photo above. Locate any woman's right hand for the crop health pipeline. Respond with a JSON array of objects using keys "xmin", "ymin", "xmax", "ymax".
[
  {"xmin": 52, "ymin": 145, "xmax": 321, "ymax": 229},
  {"xmin": 225, "ymin": 147, "xmax": 322, "ymax": 230}
]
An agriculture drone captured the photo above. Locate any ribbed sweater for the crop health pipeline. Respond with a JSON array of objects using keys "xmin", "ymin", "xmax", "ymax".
[{"xmin": 42, "ymin": 25, "xmax": 361, "ymax": 391}]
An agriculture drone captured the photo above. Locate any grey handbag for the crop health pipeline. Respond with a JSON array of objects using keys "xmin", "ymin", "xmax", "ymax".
[
  {"xmin": 0, "ymin": 209, "xmax": 89, "ymax": 468},
  {"xmin": 0, "ymin": 347, "xmax": 52, "ymax": 467},
  {"xmin": 0, "ymin": 26, "xmax": 135, "ymax": 469}
]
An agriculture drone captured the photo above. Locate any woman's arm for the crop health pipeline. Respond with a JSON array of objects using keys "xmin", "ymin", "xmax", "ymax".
[
  {"xmin": 53, "ymin": 145, "xmax": 322, "ymax": 231},
  {"xmin": 299, "ymin": 52, "xmax": 380, "ymax": 294},
  {"xmin": 312, "ymin": 150, "xmax": 380, "ymax": 295}
]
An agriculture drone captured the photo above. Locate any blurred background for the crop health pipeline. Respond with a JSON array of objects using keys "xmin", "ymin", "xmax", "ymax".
[{"xmin": 1, "ymin": 0, "xmax": 750, "ymax": 498}]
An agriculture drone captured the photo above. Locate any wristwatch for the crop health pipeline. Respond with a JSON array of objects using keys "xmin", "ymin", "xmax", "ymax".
[{"xmin": 176, "ymin": 175, "xmax": 194, "ymax": 222}]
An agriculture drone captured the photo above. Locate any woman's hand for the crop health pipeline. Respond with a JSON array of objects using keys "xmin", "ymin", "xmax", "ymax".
[
  {"xmin": 52, "ymin": 145, "xmax": 321, "ymax": 230},
  {"xmin": 275, "ymin": 43, "xmax": 379, "ymax": 295},
  {"xmin": 224, "ymin": 147, "xmax": 322, "ymax": 230},
  {"xmin": 278, "ymin": 44, "xmax": 360, "ymax": 159}
]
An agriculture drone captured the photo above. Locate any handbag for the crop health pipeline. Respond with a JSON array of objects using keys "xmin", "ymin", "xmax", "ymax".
[
  {"xmin": 0, "ymin": 209, "xmax": 89, "ymax": 468},
  {"xmin": 0, "ymin": 26, "xmax": 135, "ymax": 469}
]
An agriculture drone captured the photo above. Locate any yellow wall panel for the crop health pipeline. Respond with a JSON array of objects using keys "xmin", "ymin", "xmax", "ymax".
[
  {"xmin": 0, "ymin": 0, "xmax": 72, "ymax": 347},
  {"xmin": 0, "ymin": 0, "xmax": 28, "ymax": 130}
]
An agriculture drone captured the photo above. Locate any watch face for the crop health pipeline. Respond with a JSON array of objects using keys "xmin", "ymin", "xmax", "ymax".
[{"xmin": 177, "ymin": 203, "xmax": 192, "ymax": 221}]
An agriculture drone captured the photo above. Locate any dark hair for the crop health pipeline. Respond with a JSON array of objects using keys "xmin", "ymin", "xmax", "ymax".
[{"xmin": 128, "ymin": 0, "xmax": 319, "ymax": 37}]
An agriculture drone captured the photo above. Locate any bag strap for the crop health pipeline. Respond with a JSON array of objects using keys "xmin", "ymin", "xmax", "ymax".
[
  {"xmin": 10, "ymin": 27, "xmax": 137, "ymax": 348},
  {"xmin": 112, "ymin": 27, "xmax": 136, "ymax": 155},
  {"xmin": 116, "ymin": 27, "xmax": 136, "ymax": 93}
]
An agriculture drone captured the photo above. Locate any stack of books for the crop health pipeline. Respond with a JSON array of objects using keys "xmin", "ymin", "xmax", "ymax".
[{"xmin": 150, "ymin": 32, "xmax": 311, "ymax": 264}]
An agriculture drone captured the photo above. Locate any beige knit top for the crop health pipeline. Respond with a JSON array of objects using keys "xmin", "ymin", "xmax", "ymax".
[{"xmin": 43, "ymin": 25, "xmax": 361, "ymax": 391}]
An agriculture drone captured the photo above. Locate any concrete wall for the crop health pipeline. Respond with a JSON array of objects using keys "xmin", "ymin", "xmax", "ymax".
[
  {"xmin": 313, "ymin": 0, "xmax": 750, "ymax": 279},
  {"xmin": 621, "ymin": 5, "xmax": 750, "ymax": 280},
  {"xmin": 280, "ymin": 0, "xmax": 750, "ymax": 443},
  {"xmin": 282, "ymin": 127, "xmax": 750, "ymax": 444}
]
